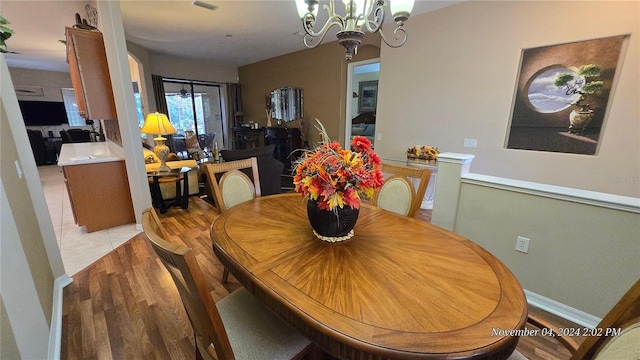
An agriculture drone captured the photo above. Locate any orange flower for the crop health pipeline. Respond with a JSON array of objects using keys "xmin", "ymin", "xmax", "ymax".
[{"xmin": 293, "ymin": 127, "xmax": 384, "ymax": 211}]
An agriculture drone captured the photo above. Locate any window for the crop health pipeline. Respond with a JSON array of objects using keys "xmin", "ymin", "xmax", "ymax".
[
  {"xmin": 60, "ymin": 88, "xmax": 85, "ymax": 126},
  {"xmin": 163, "ymin": 80, "xmax": 225, "ymax": 149}
]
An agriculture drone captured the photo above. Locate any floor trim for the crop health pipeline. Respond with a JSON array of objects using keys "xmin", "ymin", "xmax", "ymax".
[
  {"xmin": 49, "ymin": 274, "xmax": 73, "ymax": 360},
  {"xmin": 525, "ymin": 289, "xmax": 601, "ymax": 328}
]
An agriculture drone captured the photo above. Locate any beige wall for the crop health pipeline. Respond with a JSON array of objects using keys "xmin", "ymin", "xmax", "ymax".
[
  {"xmin": 8, "ymin": 68, "xmax": 70, "ymax": 101},
  {"xmin": 148, "ymin": 52, "xmax": 238, "ymax": 84},
  {"xmin": 454, "ymin": 181, "xmax": 639, "ymax": 318},
  {"xmin": 7, "ymin": 68, "xmax": 93, "ymax": 136},
  {"xmin": 1, "ymin": 56, "xmax": 64, "ymax": 359},
  {"xmin": 376, "ymin": 1, "xmax": 639, "ymax": 197},
  {"xmin": 238, "ymin": 34, "xmax": 381, "ymax": 145}
]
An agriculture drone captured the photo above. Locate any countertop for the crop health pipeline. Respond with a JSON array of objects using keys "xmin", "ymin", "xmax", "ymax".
[{"xmin": 58, "ymin": 141, "xmax": 125, "ymax": 166}]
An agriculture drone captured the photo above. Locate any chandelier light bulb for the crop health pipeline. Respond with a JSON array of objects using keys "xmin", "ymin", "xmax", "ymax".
[
  {"xmin": 295, "ymin": 0, "xmax": 414, "ymax": 60},
  {"xmin": 296, "ymin": 0, "xmax": 318, "ymax": 19}
]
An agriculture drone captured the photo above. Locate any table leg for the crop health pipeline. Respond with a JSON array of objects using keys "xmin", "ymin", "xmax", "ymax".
[
  {"xmin": 151, "ymin": 176, "xmax": 168, "ymax": 214},
  {"xmin": 181, "ymin": 172, "xmax": 189, "ymax": 209}
]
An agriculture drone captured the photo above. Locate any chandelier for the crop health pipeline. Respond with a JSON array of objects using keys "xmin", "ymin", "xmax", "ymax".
[{"xmin": 295, "ymin": 0, "xmax": 415, "ymax": 60}]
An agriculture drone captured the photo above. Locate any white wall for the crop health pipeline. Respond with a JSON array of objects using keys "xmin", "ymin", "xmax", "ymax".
[{"xmin": 376, "ymin": 1, "xmax": 639, "ymax": 198}]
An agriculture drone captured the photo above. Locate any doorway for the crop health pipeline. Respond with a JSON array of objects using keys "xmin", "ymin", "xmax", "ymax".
[{"xmin": 345, "ymin": 59, "xmax": 380, "ymax": 148}]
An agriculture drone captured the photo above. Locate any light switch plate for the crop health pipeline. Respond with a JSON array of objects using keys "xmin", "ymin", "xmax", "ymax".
[{"xmin": 463, "ymin": 139, "xmax": 478, "ymax": 148}]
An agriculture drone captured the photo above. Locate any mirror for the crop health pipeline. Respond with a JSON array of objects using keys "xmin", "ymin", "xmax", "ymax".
[{"xmin": 270, "ymin": 87, "xmax": 303, "ymax": 122}]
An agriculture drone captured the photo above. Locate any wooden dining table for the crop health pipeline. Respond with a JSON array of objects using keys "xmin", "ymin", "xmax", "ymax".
[{"xmin": 210, "ymin": 193, "xmax": 528, "ymax": 359}]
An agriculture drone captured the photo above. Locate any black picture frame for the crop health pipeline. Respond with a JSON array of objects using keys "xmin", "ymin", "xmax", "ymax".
[{"xmin": 358, "ymin": 80, "xmax": 378, "ymax": 113}]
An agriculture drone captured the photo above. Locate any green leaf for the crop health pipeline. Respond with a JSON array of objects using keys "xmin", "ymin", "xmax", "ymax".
[
  {"xmin": 554, "ymin": 73, "xmax": 574, "ymax": 87},
  {"xmin": 577, "ymin": 64, "xmax": 601, "ymax": 77},
  {"xmin": 0, "ymin": 24, "xmax": 14, "ymax": 34},
  {"xmin": 581, "ymin": 81, "xmax": 603, "ymax": 94}
]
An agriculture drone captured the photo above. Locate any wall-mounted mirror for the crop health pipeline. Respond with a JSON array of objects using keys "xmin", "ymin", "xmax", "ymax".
[{"xmin": 270, "ymin": 87, "xmax": 303, "ymax": 122}]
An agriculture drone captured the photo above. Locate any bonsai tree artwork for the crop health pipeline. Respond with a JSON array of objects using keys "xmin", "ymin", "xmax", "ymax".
[{"xmin": 554, "ymin": 64, "xmax": 603, "ymax": 134}]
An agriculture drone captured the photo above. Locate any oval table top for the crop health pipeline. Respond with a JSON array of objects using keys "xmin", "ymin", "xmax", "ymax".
[{"xmin": 210, "ymin": 193, "xmax": 527, "ymax": 359}]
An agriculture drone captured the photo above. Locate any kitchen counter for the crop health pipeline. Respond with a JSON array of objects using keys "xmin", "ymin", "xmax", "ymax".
[
  {"xmin": 58, "ymin": 141, "xmax": 125, "ymax": 166},
  {"xmin": 57, "ymin": 141, "xmax": 135, "ymax": 232}
]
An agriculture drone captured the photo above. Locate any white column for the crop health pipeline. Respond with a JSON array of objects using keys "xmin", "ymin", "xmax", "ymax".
[
  {"xmin": 98, "ymin": 1, "xmax": 153, "ymax": 226},
  {"xmin": 431, "ymin": 153, "xmax": 475, "ymax": 230}
]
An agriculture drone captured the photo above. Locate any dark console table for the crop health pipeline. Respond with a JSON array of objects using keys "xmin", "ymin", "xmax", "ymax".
[
  {"xmin": 232, "ymin": 127, "xmax": 262, "ymax": 150},
  {"xmin": 263, "ymin": 126, "xmax": 302, "ymax": 171}
]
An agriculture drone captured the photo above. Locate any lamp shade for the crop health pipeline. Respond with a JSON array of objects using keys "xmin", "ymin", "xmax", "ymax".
[
  {"xmin": 140, "ymin": 112, "xmax": 177, "ymax": 136},
  {"xmin": 390, "ymin": 0, "xmax": 415, "ymax": 15},
  {"xmin": 296, "ymin": 0, "xmax": 318, "ymax": 18}
]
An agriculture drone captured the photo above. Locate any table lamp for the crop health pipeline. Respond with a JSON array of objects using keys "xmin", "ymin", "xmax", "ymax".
[{"xmin": 141, "ymin": 112, "xmax": 177, "ymax": 172}]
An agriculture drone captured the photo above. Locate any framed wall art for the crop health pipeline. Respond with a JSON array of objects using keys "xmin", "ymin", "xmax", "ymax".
[
  {"xmin": 358, "ymin": 80, "xmax": 378, "ymax": 113},
  {"xmin": 505, "ymin": 35, "xmax": 628, "ymax": 155}
]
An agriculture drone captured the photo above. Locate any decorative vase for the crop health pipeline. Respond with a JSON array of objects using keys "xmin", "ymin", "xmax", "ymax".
[
  {"xmin": 306, "ymin": 199, "xmax": 359, "ymax": 242},
  {"xmin": 568, "ymin": 110, "xmax": 594, "ymax": 134}
]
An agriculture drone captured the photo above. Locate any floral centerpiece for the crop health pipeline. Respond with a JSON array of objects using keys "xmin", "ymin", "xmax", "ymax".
[
  {"xmin": 406, "ymin": 145, "xmax": 439, "ymax": 163},
  {"xmin": 293, "ymin": 120, "xmax": 384, "ymax": 241}
]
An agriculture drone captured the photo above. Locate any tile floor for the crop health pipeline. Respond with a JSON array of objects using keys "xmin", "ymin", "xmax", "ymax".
[{"xmin": 39, "ymin": 165, "xmax": 140, "ymax": 276}]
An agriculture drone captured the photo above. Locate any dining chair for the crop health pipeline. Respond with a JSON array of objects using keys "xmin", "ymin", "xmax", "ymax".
[
  {"xmin": 202, "ymin": 157, "xmax": 261, "ymax": 283},
  {"xmin": 141, "ymin": 208, "xmax": 318, "ymax": 360},
  {"xmin": 370, "ymin": 162, "xmax": 432, "ymax": 217},
  {"xmin": 202, "ymin": 157, "xmax": 261, "ymax": 214},
  {"xmin": 509, "ymin": 279, "xmax": 640, "ymax": 360}
]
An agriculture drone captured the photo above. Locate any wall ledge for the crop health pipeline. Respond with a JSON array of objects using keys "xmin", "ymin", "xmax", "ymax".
[
  {"xmin": 462, "ymin": 173, "xmax": 640, "ymax": 213},
  {"xmin": 437, "ymin": 152, "xmax": 475, "ymax": 164}
]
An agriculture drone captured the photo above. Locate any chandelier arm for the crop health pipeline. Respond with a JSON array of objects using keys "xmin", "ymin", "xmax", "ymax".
[
  {"xmin": 302, "ymin": 15, "xmax": 344, "ymax": 37},
  {"xmin": 302, "ymin": 0, "xmax": 346, "ymax": 44},
  {"xmin": 363, "ymin": 3, "xmax": 385, "ymax": 33},
  {"xmin": 303, "ymin": 18, "xmax": 344, "ymax": 48},
  {"xmin": 378, "ymin": 26, "xmax": 408, "ymax": 48}
]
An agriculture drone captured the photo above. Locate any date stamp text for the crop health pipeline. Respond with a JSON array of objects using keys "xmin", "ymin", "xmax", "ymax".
[{"xmin": 491, "ymin": 327, "xmax": 621, "ymax": 337}]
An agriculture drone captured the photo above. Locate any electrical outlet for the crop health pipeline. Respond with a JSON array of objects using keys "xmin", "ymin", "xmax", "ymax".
[
  {"xmin": 515, "ymin": 236, "xmax": 530, "ymax": 253},
  {"xmin": 376, "ymin": 133, "xmax": 382, "ymax": 141},
  {"xmin": 463, "ymin": 138, "xmax": 478, "ymax": 148}
]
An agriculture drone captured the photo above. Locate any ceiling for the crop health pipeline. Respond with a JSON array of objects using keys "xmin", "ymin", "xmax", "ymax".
[{"xmin": 2, "ymin": 1, "xmax": 457, "ymax": 73}]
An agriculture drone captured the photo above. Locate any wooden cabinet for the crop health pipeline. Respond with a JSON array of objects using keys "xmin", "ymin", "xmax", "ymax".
[
  {"xmin": 63, "ymin": 161, "xmax": 135, "ymax": 232},
  {"xmin": 65, "ymin": 27, "xmax": 117, "ymax": 120}
]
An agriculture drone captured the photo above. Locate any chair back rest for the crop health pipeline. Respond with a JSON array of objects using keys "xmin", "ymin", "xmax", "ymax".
[
  {"xmin": 141, "ymin": 208, "xmax": 235, "ymax": 360},
  {"xmin": 67, "ymin": 129, "xmax": 92, "ymax": 142},
  {"xmin": 202, "ymin": 157, "xmax": 261, "ymax": 213},
  {"xmin": 219, "ymin": 170, "xmax": 256, "ymax": 209},
  {"xmin": 371, "ymin": 163, "xmax": 432, "ymax": 217},
  {"xmin": 574, "ymin": 279, "xmax": 640, "ymax": 360},
  {"xmin": 60, "ymin": 130, "xmax": 74, "ymax": 143},
  {"xmin": 375, "ymin": 176, "xmax": 415, "ymax": 216}
]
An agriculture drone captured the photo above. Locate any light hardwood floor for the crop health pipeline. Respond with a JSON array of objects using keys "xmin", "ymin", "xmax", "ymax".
[{"xmin": 61, "ymin": 197, "xmax": 582, "ymax": 359}]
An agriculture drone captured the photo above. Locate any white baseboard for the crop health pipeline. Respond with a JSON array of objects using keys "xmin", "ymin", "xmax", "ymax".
[
  {"xmin": 525, "ymin": 289, "xmax": 601, "ymax": 328},
  {"xmin": 49, "ymin": 274, "xmax": 73, "ymax": 360}
]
